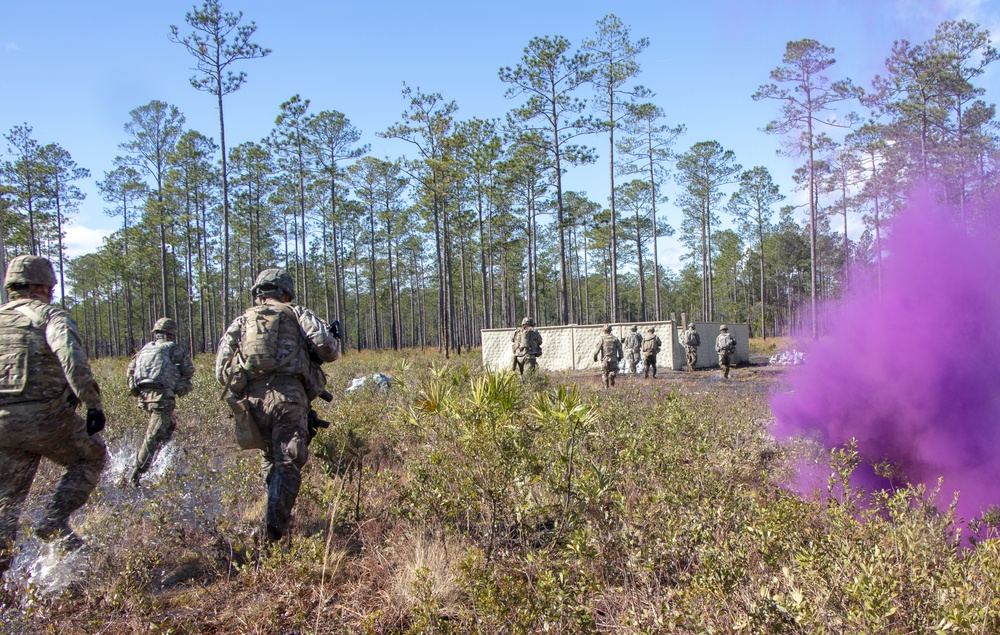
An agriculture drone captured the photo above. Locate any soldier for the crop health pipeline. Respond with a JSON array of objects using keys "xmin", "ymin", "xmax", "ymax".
[
  {"xmin": 592, "ymin": 325, "xmax": 623, "ymax": 389},
  {"xmin": 715, "ymin": 324, "xmax": 737, "ymax": 379},
  {"xmin": 216, "ymin": 269, "xmax": 339, "ymax": 543},
  {"xmin": 123, "ymin": 317, "xmax": 195, "ymax": 487},
  {"xmin": 511, "ymin": 316, "xmax": 543, "ymax": 375},
  {"xmin": 0, "ymin": 255, "xmax": 107, "ymax": 581},
  {"xmin": 641, "ymin": 327, "xmax": 663, "ymax": 379},
  {"xmin": 622, "ymin": 325, "xmax": 643, "ymax": 374},
  {"xmin": 680, "ymin": 323, "xmax": 701, "ymax": 371}
]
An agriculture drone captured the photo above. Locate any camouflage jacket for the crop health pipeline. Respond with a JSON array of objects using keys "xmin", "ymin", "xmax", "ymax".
[
  {"xmin": 127, "ymin": 335, "xmax": 196, "ymax": 399},
  {"xmin": 511, "ymin": 327, "xmax": 543, "ymax": 357},
  {"xmin": 215, "ymin": 299, "xmax": 338, "ymax": 389},
  {"xmin": 594, "ymin": 334, "xmax": 623, "ymax": 363},
  {"xmin": 715, "ymin": 332, "xmax": 736, "ymax": 354},
  {"xmin": 0, "ymin": 297, "xmax": 101, "ymax": 410},
  {"xmin": 680, "ymin": 328, "xmax": 700, "ymax": 348},
  {"xmin": 623, "ymin": 332, "xmax": 643, "ymax": 353}
]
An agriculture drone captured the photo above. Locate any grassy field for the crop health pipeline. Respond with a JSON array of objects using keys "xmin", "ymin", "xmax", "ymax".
[{"xmin": 4, "ymin": 343, "xmax": 999, "ymax": 634}]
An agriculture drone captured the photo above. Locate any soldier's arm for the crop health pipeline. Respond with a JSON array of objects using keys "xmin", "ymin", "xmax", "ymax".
[
  {"xmin": 215, "ymin": 317, "xmax": 243, "ymax": 384},
  {"xmin": 174, "ymin": 346, "xmax": 196, "ymax": 395},
  {"xmin": 294, "ymin": 307, "xmax": 339, "ymax": 363},
  {"xmin": 45, "ymin": 310, "xmax": 102, "ymax": 410}
]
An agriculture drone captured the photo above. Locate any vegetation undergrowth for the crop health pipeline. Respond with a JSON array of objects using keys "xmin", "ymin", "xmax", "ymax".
[{"xmin": 4, "ymin": 348, "xmax": 998, "ymax": 634}]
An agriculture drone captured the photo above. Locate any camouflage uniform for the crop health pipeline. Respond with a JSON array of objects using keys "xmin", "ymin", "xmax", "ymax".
[
  {"xmin": 622, "ymin": 326, "xmax": 643, "ymax": 374},
  {"xmin": 511, "ymin": 318, "xmax": 543, "ymax": 375},
  {"xmin": 0, "ymin": 256, "xmax": 106, "ymax": 577},
  {"xmin": 124, "ymin": 318, "xmax": 195, "ymax": 486},
  {"xmin": 715, "ymin": 325, "xmax": 737, "ymax": 380},
  {"xmin": 641, "ymin": 328, "xmax": 663, "ymax": 378},
  {"xmin": 680, "ymin": 324, "xmax": 700, "ymax": 371},
  {"xmin": 216, "ymin": 269, "xmax": 338, "ymax": 542},
  {"xmin": 592, "ymin": 328, "xmax": 623, "ymax": 389}
]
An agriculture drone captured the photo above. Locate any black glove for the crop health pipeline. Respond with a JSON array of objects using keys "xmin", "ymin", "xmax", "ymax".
[
  {"xmin": 307, "ymin": 409, "xmax": 331, "ymax": 441},
  {"xmin": 86, "ymin": 409, "xmax": 106, "ymax": 435},
  {"xmin": 329, "ymin": 319, "xmax": 341, "ymax": 340}
]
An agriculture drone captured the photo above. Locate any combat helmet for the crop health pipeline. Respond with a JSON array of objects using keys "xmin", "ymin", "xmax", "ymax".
[
  {"xmin": 603, "ymin": 324, "xmax": 612, "ymax": 333},
  {"xmin": 152, "ymin": 317, "xmax": 178, "ymax": 336},
  {"xmin": 4, "ymin": 255, "xmax": 56, "ymax": 289},
  {"xmin": 719, "ymin": 324, "xmax": 728, "ymax": 331},
  {"xmin": 521, "ymin": 316, "xmax": 535, "ymax": 327},
  {"xmin": 252, "ymin": 268, "xmax": 295, "ymax": 300},
  {"xmin": 630, "ymin": 325, "xmax": 638, "ymax": 332}
]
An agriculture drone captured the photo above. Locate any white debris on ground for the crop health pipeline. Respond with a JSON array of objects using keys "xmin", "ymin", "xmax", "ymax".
[
  {"xmin": 346, "ymin": 373, "xmax": 393, "ymax": 393},
  {"xmin": 769, "ymin": 349, "xmax": 806, "ymax": 365}
]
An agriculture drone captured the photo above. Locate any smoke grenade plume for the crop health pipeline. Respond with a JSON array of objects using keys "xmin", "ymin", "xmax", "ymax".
[{"xmin": 771, "ymin": 192, "xmax": 1000, "ymax": 522}]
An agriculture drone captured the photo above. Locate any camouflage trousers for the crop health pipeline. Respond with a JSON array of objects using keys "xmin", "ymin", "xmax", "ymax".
[
  {"xmin": 719, "ymin": 351, "xmax": 733, "ymax": 379},
  {"xmin": 129, "ymin": 394, "xmax": 177, "ymax": 485},
  {"xmin": 643, "ymin": 354, "xmax": 658, "ymax": 378},
  {"xmin": 0, "ymin": 401, "xmax": 107, "ymax": 576},
  {"xmin": 685, "ymin": 346, "xmax": 698, "ymax": 370},
  {"xmin": 512, "ymin": 354, "xmax": 538, "ymax": 375},
  {"xmin": 626, "ymin": 350, "xmax": 641, "ymax": 374},
  {"xmin": 244, "ymin": 376, "xmax": 310, "ymax": 541},
  {"xmin": 602, "ymin": 360, "xmax": 619, "ymax": 388}
]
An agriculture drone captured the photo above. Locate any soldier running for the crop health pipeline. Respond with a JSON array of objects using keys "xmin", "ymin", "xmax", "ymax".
[
  {"xmin": 622, "ymin": 325, "xmax": 643, "ymax": 374},
  {"xmin": 680, "ymin": 323, "xmax": 701, "ymax": 371},
  {"xmin": 0, "ymin": 255, "xmax": 107, "ymax": 582},
  {"xmin": 123, "ymin": 317, "xmax": 195, "ymax": 486},
  {"xmin": 511, "ymin": 317, "xmax": 543, "ymax": 375},
  {"xmin": 715, "ymin": 324, "xmax": 737, "ymax": 380},
  {"xmin": 641, "ymin": 327, "xmax": 662, "ymax": 378},
  {"xmin": 216, "ymin": 269, "xmax": 340, "ymax": 542},
  {"xmin": 592, "ymin": 325, "xmax": 623, "ymax": 389}
]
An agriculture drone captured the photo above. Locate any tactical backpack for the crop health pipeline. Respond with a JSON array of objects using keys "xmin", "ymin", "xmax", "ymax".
[
  {"xmin": 718, "ymin": 333, "xmax": 737, "ymax": 353},
  {"xmin": 239, "ymin": 303, "xmax": 304, "ymax": 376},
  {"xmin": 0, "ymin": 303, "xmax": 40, "ymax": 395},
  {"xmin": 642, "ymin": 335, "xmax": 660, "ymax": 355},
  {"xmin": 132, "ymin": 340, "xmax": 180, "ymax": 390}
]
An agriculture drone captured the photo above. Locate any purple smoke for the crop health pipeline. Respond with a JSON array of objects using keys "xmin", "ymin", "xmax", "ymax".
[{"xmin": 771, "ymin": 192, "xmax": 1000, "ymax": 522}]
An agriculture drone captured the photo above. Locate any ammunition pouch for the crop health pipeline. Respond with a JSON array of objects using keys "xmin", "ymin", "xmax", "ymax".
[{"xmin": 226, "ymin": 394, "xmax": 267, "ymax": 450}]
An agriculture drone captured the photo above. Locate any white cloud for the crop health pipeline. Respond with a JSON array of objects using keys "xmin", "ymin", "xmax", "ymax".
[
  {"xmin": 64, "ymin": 225, "xmax": 112, "ymax": 258},
  {"xmin": 4, "ymin": 42, "xmax": 17, "ymax": 51}
]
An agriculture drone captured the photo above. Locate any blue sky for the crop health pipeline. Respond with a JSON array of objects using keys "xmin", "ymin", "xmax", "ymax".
[{"xmin": 2, "ymin": 0, "xmax": 998, "ymax": 269}]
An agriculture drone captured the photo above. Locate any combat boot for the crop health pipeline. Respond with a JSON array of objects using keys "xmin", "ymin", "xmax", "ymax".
[{"xmin": 35, "ymin": 522, "xmax": 85, "ymax": 552}]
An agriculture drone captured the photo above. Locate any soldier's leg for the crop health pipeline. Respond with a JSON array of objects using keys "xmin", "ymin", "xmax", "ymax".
[
  {"xmin": 35, "ymin": 410, "xmax": 107, "ymax": 542},
  {"xmin": 525, "ymin": 356, "xmax": 538, "ymax": 373},
  {"xmin": 0, "ymin": 448, "xmax": 40, "ymax": 577},
  {"xmin": 651, "ymin": 354, "xmax": 657, "ymax": 378},
  {"xmin": 263, "ymin": 390, "xmax": 309, "ymax": 541},
  {"xmin": 609, "ymin": 368, "xmax": 617, "ymax": 386},
  {"xmin": 131, "ymin": 403, "xmax": 177, "ymax": 484}
]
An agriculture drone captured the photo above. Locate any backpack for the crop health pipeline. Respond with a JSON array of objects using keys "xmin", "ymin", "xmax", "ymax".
[
  {"xmin": 0, "ymin": 304, "xmax": 38, "ymax": 395},
  {"xmin": 719, "ymin": 333, "xmax": 736, "ymax": 353},
  {"xmin": 642, "ymin": 335, "xmax": 660, "ymax": 355},
  {"xmin": 132, "ymin": 340, "xmax": 180, "ymax": 389},
  {"xmin": 240, "ymin": 303, "xmax": 303, "ymax": 375}
]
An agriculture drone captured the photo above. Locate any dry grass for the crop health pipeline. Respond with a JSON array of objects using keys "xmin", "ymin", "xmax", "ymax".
[{"xmin": 2, "ymin": 347, "xmax": 997, "ymax": 634}]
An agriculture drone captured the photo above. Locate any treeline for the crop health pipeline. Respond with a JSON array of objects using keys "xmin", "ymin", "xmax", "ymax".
[{"xmin": 1, "ymin": 5, "xmax": 998, "ymax": 356}]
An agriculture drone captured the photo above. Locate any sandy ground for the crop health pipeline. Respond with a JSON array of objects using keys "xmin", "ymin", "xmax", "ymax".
[{"xmin": 553, "ymin": 360, "xmax": 790, "ymax": 396}]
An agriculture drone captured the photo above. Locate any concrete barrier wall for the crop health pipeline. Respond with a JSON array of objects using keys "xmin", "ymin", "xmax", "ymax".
[
  {"xmin": 672, "ymin": 322, "xmax": 751, "ymax": 369},
  {"xmin": 483, "ymin": 322, "xmax": 749, "ymax": 372},
  {"xmin": 484, "ymin": 321, "xmax": 755, "ymax": 371}
]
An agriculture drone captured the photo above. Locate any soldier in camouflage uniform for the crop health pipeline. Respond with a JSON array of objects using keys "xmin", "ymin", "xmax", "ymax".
[
  {"xmin": 592, "ymin": 325, "xmax": 623, "ymax": 389},
  {"xmin": 715, "ymin": 324, "xmax": 737, "ymax": 380},
  {"xmin": 0, "ymin": 255, "xmax": 107, "ymax": 580},
  {"xmin": 641, "ymin": 327, "xmax": 663, "ymax": 379},
  {"xmin": 216, "ymin": 269, "xmax": 339, "ymax": 542},
  {"xmin": 680, "ymin": 323, "xmax": 701, "ymax": 372},
  {"xmin": 622, "ymin": 325, "xmax": 643, "ymax": 374},
  {"xmin": 123, "ymin": 317, "xmax": 195, "ymax": 486},
  {"xmin": 511, "ymin": 317, "xmax": 543, "ymax": 375}
]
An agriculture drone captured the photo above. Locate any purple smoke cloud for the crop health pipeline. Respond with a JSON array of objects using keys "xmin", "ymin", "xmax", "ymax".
[{"xmin": 771, "ymin": 192, "xmax": 1000, "ymax": 522}]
